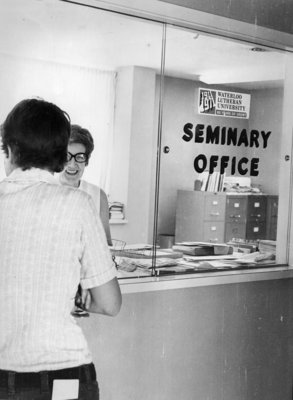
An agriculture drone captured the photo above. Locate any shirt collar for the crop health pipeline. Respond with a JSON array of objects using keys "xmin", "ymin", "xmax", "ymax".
[{"xmin": 4, "ymin": 168, "xmax": 58, "ymax": 185}]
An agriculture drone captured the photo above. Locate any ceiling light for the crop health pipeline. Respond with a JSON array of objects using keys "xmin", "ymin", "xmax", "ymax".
[{"xmin": 251, "ymin": 47, "xmax": 267, "ymax": 52}]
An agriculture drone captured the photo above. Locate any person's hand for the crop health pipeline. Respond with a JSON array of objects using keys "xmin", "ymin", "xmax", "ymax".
[
  {"xmin": 72, "ymin": 286, "xmax": 90, "ymax": 317},
  {"xmin": 80, "ymin": 288, "xmax": 91, "ymax": 310},
  {"xmin": 75, "ymin": 287, "xmax": 91, "ymax": 310}
]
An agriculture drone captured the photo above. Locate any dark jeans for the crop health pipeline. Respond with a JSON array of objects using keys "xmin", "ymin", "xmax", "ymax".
[{"xmin": 0, "ymin": 363, "xmax": 99, "ymax": 400}]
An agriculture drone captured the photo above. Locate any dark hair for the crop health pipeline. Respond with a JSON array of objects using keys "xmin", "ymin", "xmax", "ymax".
[
  {"xmin": 69, "ymin": 124, "xmax": 94, "ymax": 165},
  {"xmin": 1, "ymin": 98, "xmax": 71, "ymax": 173}
]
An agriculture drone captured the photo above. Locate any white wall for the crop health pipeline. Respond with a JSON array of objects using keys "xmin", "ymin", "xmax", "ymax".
[{"xmin": 0, "ymin": 54, "xmax": 115, "ymax": 191}]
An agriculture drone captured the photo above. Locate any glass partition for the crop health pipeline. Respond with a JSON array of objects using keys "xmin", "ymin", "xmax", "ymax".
[
  {"xmin": 0, "ymin": 1, "xmax": 164, "ymax": 276},
  {"xmin": 1, "ymin": 1, "xmax": 293, "ymax": 278},
  {"xmin": 156, "ymin": 24, "xmax": 293, "ymax": 275}
]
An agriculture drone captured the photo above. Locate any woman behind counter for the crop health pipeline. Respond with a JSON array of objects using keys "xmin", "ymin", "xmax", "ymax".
[{"xmin": 59, "ymin": 124, "xmax": 112, "ymax": 246}]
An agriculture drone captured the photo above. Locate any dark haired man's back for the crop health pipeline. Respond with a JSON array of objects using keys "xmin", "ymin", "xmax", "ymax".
[{"xmin": 0, "ymin": 167, "xmax": 117, "ymax": 371}]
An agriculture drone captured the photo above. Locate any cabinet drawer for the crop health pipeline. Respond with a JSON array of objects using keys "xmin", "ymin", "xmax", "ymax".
[
  {"xmin": 267, "ymin": 220, "xmax": 277, "ymax": 240},
  {"xmin": 203, "ymin": 222, "xmax": 225, "ymax": 243},
  {"xmin": 246, "ymin": 221, "xmax": 266, "ymax": 240},
  {"xmin": 204, "ymin": 195, "xmax": 225, "ymax": 221},
  {"xmin": 247, "ymin": 196, "xmax": 266, "ymax": 221},
  {"xmin": 225, "ymin": 222, "xmax": 246, "ymax": 242},
  {"xmin": 226, "ymin": 197, "xmax": 246, "ymax": 222},
  {"xmin": 267, "ymin": 196, "xmax": 278, "ymax": 218}
]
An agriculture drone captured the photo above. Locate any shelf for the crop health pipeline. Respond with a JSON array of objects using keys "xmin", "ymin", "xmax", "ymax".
[{"xmin": 110, "ymin": 219, "xmax": 128, "ymax": 225}]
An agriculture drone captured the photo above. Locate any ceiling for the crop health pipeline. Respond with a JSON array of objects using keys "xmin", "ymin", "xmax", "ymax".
[{"xmin": 0, "ymin": 0, "xmax": 287, "ymax": 89}]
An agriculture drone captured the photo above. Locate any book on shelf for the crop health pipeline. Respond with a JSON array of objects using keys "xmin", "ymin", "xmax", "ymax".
[
  {"xmin": 110, "ymin": 211, "xmax": 124, "ymax": 219},
  {"xmin": 109, "ymin": 201, "xmax": 124, "ymax": 220},
  {"xmin": 200, "ymin": 171, "xmax": 209, "ymax": 191}
]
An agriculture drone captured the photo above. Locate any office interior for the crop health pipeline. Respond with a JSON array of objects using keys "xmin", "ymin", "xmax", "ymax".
[{"xmin": 2, "ymin": 0, "xmax": 293, "ymax": 399}]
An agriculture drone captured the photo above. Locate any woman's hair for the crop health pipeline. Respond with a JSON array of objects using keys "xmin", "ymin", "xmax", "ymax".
[
  {"xmin": 1, "ymin": 98, "xmax": 71, "ymax": 173},
  {"xmin": 69, "ymin": 124, "xmax": 94, "ymax": 165}
]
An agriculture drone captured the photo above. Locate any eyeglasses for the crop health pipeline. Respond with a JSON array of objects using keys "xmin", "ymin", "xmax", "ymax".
[{"xmin": 67, "ymin": 152, "xmax": 88, "ymax": 163}]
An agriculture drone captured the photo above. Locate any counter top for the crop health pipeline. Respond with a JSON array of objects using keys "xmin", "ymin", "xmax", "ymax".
[{"xmin": 119, "ymin": 265, "xmax": 293, "ymax": 294}]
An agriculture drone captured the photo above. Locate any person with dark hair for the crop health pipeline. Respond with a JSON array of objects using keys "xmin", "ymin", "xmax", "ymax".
[
  {"xmin": 59, "ymin": 124, "xmax": 112, "ymax": 246},
  {"xmin": 1, "ymin": 98, "xmax": 70, "ymax": 173},
  {"xmin": 0, "ymin": 99, "xmax": 121, "ymax": 400}
]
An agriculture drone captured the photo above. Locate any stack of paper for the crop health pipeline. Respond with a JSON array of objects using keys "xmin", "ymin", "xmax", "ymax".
[{"xmin": 258, "ymin": 240, "xmax": 276, "ymax": 255}]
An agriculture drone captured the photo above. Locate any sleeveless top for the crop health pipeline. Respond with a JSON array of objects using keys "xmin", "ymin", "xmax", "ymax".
[{"xmin": 79, "ymin": 180, "xmax": 101, "ymax": 212}]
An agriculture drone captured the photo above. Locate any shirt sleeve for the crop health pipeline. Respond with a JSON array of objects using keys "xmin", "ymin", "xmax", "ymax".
[{"xmin": 79, "ymin": 193, "xmax": 117, "ymax": 289}]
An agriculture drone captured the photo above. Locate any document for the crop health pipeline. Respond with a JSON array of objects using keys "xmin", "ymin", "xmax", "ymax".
[{"xmin": 52, "ymin": 379, "xmax": 79, "ymax": 400}]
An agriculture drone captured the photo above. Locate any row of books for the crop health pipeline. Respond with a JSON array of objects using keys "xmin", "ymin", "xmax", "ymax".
[
  {"xmin": 197, "ymin": 172, "xmax": 253, "ymax": 193},
  {"xmin": 199, "ymin": 171, "xmax": 225, "ymax": 192},
  {"xmin": 109, "ymin": 201, "xmax": 124, "ymax": 220}
]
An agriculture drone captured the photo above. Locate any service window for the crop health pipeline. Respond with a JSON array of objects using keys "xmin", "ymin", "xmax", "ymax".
[
  {"xmin": 155, "ymin": 24, "xmax": 293, "ymax": 274},
  {"xmin": 1, "ymin": 2, "xmax": 293, "ymax": 278}
]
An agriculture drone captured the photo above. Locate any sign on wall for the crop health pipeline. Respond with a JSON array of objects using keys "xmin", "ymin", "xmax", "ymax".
[{"xmin": 198, "ymin": 88, "xmax": 251, "ymax": 119}]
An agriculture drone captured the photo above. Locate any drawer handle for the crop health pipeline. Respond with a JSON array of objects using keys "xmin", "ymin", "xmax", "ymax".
[
  {"xmin": 210, "ymin": 212, "xmax": 220, "ymax": 216},
  {"xmin": 230, "ymin": 214, "xmax": 241, "ymax": 218},
  {"xmin": 250, "ymin": 214, "xmax": 262, "ymax": 218},
  {"xmin": 210, "ymin": 238, "xmax": 218, "ymax": 242}
]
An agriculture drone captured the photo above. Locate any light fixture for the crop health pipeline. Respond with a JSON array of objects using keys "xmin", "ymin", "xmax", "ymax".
[{"xmin": 251, "ymin": 47, "xmax": 267, "ymax": 52}]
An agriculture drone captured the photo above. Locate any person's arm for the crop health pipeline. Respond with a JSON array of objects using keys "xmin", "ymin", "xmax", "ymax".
[
  {"xmin": 79, "ymin": 192, "xmax": 120, "ymax": 316},
  {"xmin": 82, "ymin": 278, "xmax": 121, "ymax": 316},
  {"xmin": 100, "ymin": 188, "xmax": 112, "ymax": 246}
]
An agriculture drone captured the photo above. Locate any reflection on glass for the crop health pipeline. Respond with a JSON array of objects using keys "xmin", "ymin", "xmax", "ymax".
[{"xmin": 157, "ymin": 25, "xmax": 292, "ymax": 273}]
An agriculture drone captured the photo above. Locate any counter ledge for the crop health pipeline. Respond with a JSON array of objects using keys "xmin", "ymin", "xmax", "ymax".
[{"xmin": 119, "ymin": 265, "xmax": 293, "ymax": 294}]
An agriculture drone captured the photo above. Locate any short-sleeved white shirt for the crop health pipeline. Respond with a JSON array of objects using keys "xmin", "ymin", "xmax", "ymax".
[{"xmin": 0, "ymin": 168, "xmax": 117, "ymax": 372}]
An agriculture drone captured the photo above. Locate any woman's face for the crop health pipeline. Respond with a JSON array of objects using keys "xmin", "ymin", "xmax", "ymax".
[{"xmin": 60, "ymin": 142, "xmax": 87, "ymax": 187}]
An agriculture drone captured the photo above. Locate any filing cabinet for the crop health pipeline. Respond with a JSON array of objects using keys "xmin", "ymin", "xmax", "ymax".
[
  {"xmin": 245, "ymin": 195, "xmax": 267, "ymax": 240},
  {"xmin": 225, "ymin": 195, "xmax": 247, "ymax": 241},
  {"xmin": 175, "ymin": 190, "xmax": 276, "ymax": 243},
  {"xmin": 175, "ymin": 191, "xmax": 226, "ymax": 242}
]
